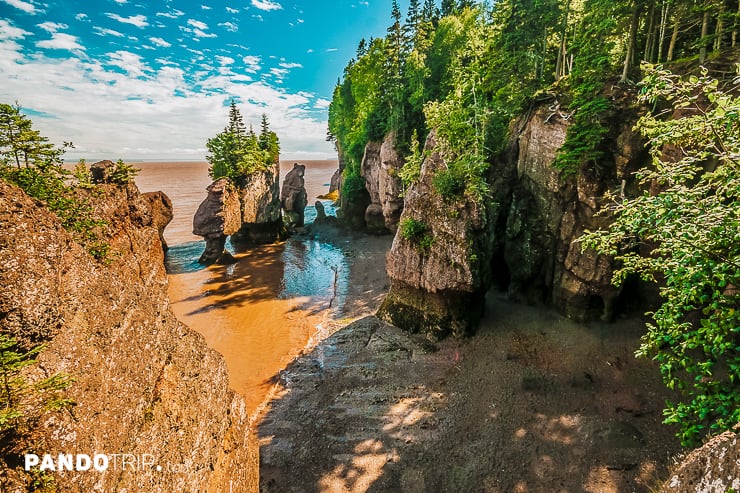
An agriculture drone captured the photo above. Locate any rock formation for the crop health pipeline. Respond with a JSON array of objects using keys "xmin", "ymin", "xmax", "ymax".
[
  {"xmin": 501, "ymin": 95, "xmax": 646, "ymax": 321},
  {"xmin": 377, "ymin": 130, "xmax": 494, "ymax": 338},
  {"xmin": 141, "ymin": 191, "xmax": 173, "ymax": 251},
  {"xmin": 314, "ymin": 200, "xmax": 327, "ymax": 222},
  {"xmin": 359, "ymin": 133, "xmax": 404, "ymax": 234},
  {"xmin": 192, "ymin": 177, "xmax": 241, "ymax": 264},
  {"xmin": 0, "ymin": 177, "xmax": 255, "ymax": 492},
  {"xmin": 661, "ymin": 430, "xmax": 739, "ymax": 492},
  {"xmin": 231, "ymin": 162, "xmax": 282, "ymax": 246},
  {"xmin": 280, "ymin": 163, "xmax": 308, "ymax": 228}
]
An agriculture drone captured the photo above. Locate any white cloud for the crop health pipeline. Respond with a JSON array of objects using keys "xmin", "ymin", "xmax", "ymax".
[
  {"xmin": 279, "ymin": 62, "xmax": 302, "ymax": 69},
  {"xmin": 75, "ymin": 13, "xmax": 89, "ymax": 21},
  {"xmin": 251, "ymin": 0, "xmax": 281, "ymax": 11},
  {"xmin": 226, "ymin": 7, "xmax": 239, "ymax": 13},
  {"xmin": 314, "ymin": 98, "xmax": 331, "ymax": 109},
  {"xmin": 297, "ymin": 18, "xmax": 304, "ymax": 23},
  {"xmin": 2, "ymin": 0, "xmax": 35, "ymax": 14},
  {"xmin": 326, "ymin": 48, "xmax": 338, "ymax": 52},
  {"xmin": 306, "ymin": 49, "xmax": 313, "ymax": 53},
  {"xmin": 106, "ymin": 50, "xmax": 150, "ymax": 77},
  {"xmin": 201, "ymin": 4, "xmax": 212, "ymax": 9},
  {"xmin": 0, "ymin": 22, "xmax": 334, "ymax": 160},
  {"xmin": 105, "ymin": 13, "xmax": 149, "ymax": 28},
  {"xmin": 242, "ymin": 55, "xmax": 261, "ymax": 73},
  {"xmin": 187, "ymin": 19, "xmax": 208, "ymax": 30},
  {"xmin": 252, "ymin": 14, "xmax": 264, "ymax": 22},
  {"xmin": 113, "ymin": 0, "xmax": 127, "ymax": 3},
  {"xmin": 156, "ymin": 9, "xmax": 184, "ymax": 19},
  {"xmin": 37, "ymin": 22, "xmax": 67, "ymax": 33},
  {"xmin": 216, "ymin": 55, "xmax": 234, "ymax": 66},
  {"xmin": 219, "ymin": 21, "xmax": 238, "ymax": 32},
  {"xmin": 37, "ymin": 33, "xmax": 85, "ymax": 51},
  {"xmin": 94, "ymin": 27, "xmax": 125, "ymax": 38},
  {"xmin": 149, "ymin": 37, "xmax": 171, "ymax": 47}
]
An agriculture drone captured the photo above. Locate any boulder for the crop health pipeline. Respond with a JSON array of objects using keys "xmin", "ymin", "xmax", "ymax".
[
  {"xmin": 377, "ymin": 130, "xmax": 494, "ymax": 338},
  {"xmin": 232, "ymin": 163, "xmax": 282, "ymax": 246},
  {"xmin": 661, "ymin": 430, "xmax": 740, "ymax": 492},
  {"xmin": 192, "ymin": 177, "xmax": 240, "ymax": 264},
  {"xmin": 314, "ymin": 200, "xmax": 327, "ymax": 221},
  {"xmin": 141, "ymin": 191, "xmax": 173, "ymax": 251},
  {"xmin": 281, "ymin": 163, "xmax": 308, "ymax": 228},
  {"xmin": 90, "ymin": 160, "xmax": 116, "ymax": 184}
]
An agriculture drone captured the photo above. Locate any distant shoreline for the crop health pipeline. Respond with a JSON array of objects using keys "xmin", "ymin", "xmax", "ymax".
[{"xmin": 64, "ymin": 158, "xmax": 339, "ymax": 164}]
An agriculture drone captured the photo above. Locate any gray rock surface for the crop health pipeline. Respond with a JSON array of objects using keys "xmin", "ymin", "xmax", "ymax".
[
  {"xmin": 233, "ymin": 163, "xmax": 282, "ymax": 245},
  {"xmin": 280, "ymin": 163, "xmax": 308, "ymax": 228}
]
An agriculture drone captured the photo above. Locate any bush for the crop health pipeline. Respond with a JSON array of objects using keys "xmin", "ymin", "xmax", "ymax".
[
  {"xmin": 400, "ymin": 217, "xmax": 434, "ymax": 253},
  {"xmin": 432, "ymin": 164, "xmax": 466, "ymax": 200}
]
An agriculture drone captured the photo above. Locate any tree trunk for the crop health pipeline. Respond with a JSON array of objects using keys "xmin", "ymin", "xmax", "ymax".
[
  {"xmin": 714, "ymin": 2, "xmax": 725, "ymax": 51},
  {"xmin": 644, "ymin": 3, "xmax": 656, "ymax": 63},
  {"xmin": 555, "ymin": 0, "xmax": 571, "ymax": 80},
  {"xmin": 667, "ymin": 5, "xmax": 683, "ymax": 61},
  {"xmin": 733, "ymin": 0, "xmax": 739, "ymax": 47},
  {"xmin": 657, "ymin": 0, "xmax": 670, "ymax": 62},
  {"xmin": 622, "ymin": 2, "xmax": 641, "ymax": 83},
  {"xmin": 700, "ymin": 8, "xmax": 710, "ymax": 63}
]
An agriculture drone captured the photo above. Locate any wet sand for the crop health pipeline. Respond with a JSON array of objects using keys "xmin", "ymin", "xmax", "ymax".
[{"xmin": 135, "ymin": 159, "xmax": 352, "ymax": 416}]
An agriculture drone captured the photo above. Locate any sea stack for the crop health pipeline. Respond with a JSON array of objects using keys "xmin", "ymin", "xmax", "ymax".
[{"xmin": 281, "ymin": 162, "xmax": 308, "ymax": 228}]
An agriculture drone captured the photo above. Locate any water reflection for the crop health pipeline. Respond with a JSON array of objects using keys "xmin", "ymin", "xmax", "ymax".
[
  {"xmin": 279, "ymin": 240, "xmax": 348, "ymax": 307},
  {"xmin": 165, "ymin": 241, "xmax": 208, "ymax": 274}
]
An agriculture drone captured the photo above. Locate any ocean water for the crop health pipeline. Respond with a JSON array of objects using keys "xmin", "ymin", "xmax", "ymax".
[{"xmin": 135, "ymin": 160, "xmax": 344, "ymax": 414}]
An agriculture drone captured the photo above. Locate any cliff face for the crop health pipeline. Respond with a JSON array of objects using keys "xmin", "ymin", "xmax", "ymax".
[
  {"xmin": 233, "ymin": 163, "xmax": 282, "ymax": 245},
  {"xmin": 503, "ymin": 94, "xmax": 646, "ymax": 321},
  {"xmin": 378, "ymin": 131, "xmax": 494, "ymax": 338},
  {"xmin": 359, "ymin": 133, "xmax": 404, "ymax": 234},
  {"xmin": 0, "ymin": 178, "xmax": 255, "ymax": 492}
]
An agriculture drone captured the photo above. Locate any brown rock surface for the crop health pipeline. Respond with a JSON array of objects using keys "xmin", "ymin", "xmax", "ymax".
[
  {"xmin": 0, "ymin": 179, "xmax": 255, "ymax": 493},
  {"xmin": 141, "ymin": 190, "xmax": 173, "ymax": 250},
  {"xmin": 193, "ymin": 177, "xmax": 241, "ymax": 264},
  {"xmin": 378, "ymin": 130, "xmax": 493, "ymax": 338},
  {"xmin": 233, "ymin": 163, "xmax": 282, "ymax": 245},
  {"xmin": 359, "ymin": 134, "xmax": 404, "ymax": 234}
]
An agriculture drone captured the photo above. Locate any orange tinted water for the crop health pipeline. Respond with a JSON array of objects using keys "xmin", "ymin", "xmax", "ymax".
[{"xmin": 135, "ymin": 160, "xmax": 341, "ymax": 414}]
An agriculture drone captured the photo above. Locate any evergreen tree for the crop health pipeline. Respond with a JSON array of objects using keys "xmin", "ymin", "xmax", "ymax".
[
  {"xmin": 0, "ymin": 103, "xmax": 69, "ymax": 169},
  {"xmin": 423, "ymin": 0, "xmax": 438, "ymax": 23}
]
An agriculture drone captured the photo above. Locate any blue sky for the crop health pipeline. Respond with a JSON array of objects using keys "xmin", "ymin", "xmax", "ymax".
[{"xmin": 0, "ymin": 0, "xmax": 415, "ymax": 160}]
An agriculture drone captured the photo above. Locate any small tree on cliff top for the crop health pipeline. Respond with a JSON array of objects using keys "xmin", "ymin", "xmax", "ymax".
[
  {"xmin": 581, "ymin": 66, "xmax": 740, "ymax": 446},
  {"xmin": 206, "ymin": 102, "xmax": 280, "ymax": 180}
]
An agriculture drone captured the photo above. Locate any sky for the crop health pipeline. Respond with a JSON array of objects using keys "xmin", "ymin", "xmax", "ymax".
[{"xmin": 0, "ymin": 0, "xmax": 414, "ymax": 161}]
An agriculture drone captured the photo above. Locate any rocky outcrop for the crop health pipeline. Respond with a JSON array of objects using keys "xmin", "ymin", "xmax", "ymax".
[
  {"xmin": 661, "ymin": 430, "xmax": 740, "ymax": 492},
  {"xmin": 377, "ymin": 130, "xmax": 494, "ymax": 338},
  {"xmin": 193, "ymin": 177, "xmax": 241, "ymax": 264},
  {"xmin": 0, "ymin": 178, "xmax": 255, "ymax": 492},
  {"xmin": 280, "ymin": 163, "xmax": 308, "ymax": 228},
  {"xmin": 141, "ymin": 191, "xmax": 173, "ymax": 251},
  {"xmin": 502, "ymin": 95, "xmax": 646, "ymax": 321},
  {"xmin": 359, "ymin": 134, "xmax": 404, "ymax": 234},
  {"xmin": 232, "ymin": 163, "xmax": 282, "ymax": 246}
]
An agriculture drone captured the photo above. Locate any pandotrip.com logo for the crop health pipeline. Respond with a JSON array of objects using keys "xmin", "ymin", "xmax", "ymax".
[{"xmin": 24, "ymin": 453, "xmax": 192, "ymax": 473}]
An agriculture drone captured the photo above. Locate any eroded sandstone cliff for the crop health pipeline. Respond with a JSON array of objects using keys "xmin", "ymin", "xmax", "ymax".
[{"xmin": 0, "ymin": 175, "xmax": 255, "ymax": 492}]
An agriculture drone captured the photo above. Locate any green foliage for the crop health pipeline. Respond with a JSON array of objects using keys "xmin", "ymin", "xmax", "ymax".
[
  {"xmin": 110, "ymin": 159, "xmax": 140, "ymax": 185},
  {"xmin": 400, "ymin": 217, "xmax": 434, "ymax": 253},
  {"xmin": 432, "ymin": 163, "xmax": 466, "ymax": 199},
  {"xmin": 581, "ymin": 66, "xmax": 740, "ymax": 445},
  {"xmin": 207, "ymin": 102, "xmax": 280, "ymax": 180},
  {"xmin": 0, "ymin": 334, "xmax": 74, "ymax": 432},
  {"xmin": 399, "ymin": 129, "xmax": 423, "ymax": 189},
  {"xmin": 0, "ymin": 105, "xmax": 111, "ymax": 260}
]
